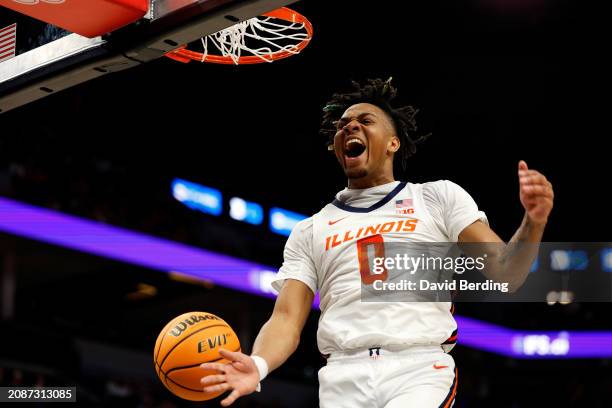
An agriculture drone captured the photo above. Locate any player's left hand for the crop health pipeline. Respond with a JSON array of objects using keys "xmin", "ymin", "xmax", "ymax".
[
  {"xmin": 200, "ymin": 348, "xmax": 260, "ymax": 407},
  {"xmin": 518, "ymin": 160, "xmax": 554, "ymax": 225}
]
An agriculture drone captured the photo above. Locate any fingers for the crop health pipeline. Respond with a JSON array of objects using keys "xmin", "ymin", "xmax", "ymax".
[
  {"xmin": 200, "ymin": 362, "xmax": 227, "ymax": 372},
  {"xmin": 221, "ymin": 389, "xmax": 241, "ymax": 407},
  {"xmin": 200, "ymin": 374, "xmax": 225, "ymax": 385},
  {"xmin": 519, "ymin": 168, "xmax": 544, "ymax": 178},
  {"xmin": 519, "ymin": 168, "xmax": 553, "ymax": 197},
  {"xmin": 202, "ymin": 382, "xmax": 230, "ymax": 394},
  {"xmin": 520, "ymin": 174, "xmax": 554, "ymax": 198},
  {"xmin": 522, "ymin": 184, "xmax": 554, "ymax": 198},
  {"xmin": 231, "ymin": 361, "xmax": 249, "ymax": 372},
  {"xmin": 199, "ymin": 352, "xmax": 257, "ymax": 405},
  {"xmin": 520, "ymin": 172, "xmax": 546, "ymax": 184},
  {"xmin": 538, "ymin": 197, "xmax": 554, "ymax": 208},
  {"xmin": 219, "ymin": 348, "xmax": 247, "ymax": 364},
  {"xmin": 518, "ymin": 160, "xmax": 528, "ymax": 171}
]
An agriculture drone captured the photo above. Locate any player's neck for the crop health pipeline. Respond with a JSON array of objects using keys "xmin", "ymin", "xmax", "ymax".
[{"xmin": 347, "ymin": 174, "xmax": 395, "ymax": 190}]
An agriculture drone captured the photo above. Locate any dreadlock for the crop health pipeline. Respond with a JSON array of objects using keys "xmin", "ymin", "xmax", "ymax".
[{"xmin": 320, "ymin": 77, "xmax": 429, "ymax": 177}]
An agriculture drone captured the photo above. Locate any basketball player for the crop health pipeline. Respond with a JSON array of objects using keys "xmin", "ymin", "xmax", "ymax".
[{"xmin": 200, "ymin": 78, "xmax": 554, "ymax": 407}]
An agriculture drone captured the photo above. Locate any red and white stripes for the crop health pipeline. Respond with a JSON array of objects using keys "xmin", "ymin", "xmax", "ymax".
[{"xmin": 0, "ymin": 23, "xmax": 17, "ymax": 63}]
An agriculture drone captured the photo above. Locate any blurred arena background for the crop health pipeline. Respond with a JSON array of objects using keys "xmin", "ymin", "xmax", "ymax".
[{"xmin": 0, "ymin": 0, "xmax": 611, "ymax": 407}]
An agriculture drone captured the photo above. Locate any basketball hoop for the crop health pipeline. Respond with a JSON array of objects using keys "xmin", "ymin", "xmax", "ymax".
[{"xmin": 165, "ymin": 7, "xmax": 312, "ymax": 65}]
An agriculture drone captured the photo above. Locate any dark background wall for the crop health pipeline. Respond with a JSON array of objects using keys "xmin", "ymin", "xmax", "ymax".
[{"xmin": 0, "ymin": 1, "xmax": 610, "ymax": 407}]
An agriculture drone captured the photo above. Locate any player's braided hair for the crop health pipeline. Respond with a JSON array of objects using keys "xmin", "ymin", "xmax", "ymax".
[{"xmin": 320, "ymin": 77, "xmax": 429, "ymax": 176}]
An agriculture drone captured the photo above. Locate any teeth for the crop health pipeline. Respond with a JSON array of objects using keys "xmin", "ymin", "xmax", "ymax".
[{"xmin": 345, "ymin": 138, "xmax": 364, "ymax": 148}]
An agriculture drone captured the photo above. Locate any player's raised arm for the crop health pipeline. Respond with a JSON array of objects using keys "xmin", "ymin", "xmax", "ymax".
[
  {"xmin": 200, "ymin": 279, "xmax": 314, "ymax": 406},
  {"xmin": 459, "ymin": 160, "xmax": 554, "ymax": 292}
]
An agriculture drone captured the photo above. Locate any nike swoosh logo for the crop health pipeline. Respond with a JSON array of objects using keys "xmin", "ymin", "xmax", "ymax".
[
  {"xmin": 328, "ymin": 216, "xmax": 349, "ymax": 226},
  {"xmin": 433, "ymin": 364, "xmax": 449, "ymax": 369}
]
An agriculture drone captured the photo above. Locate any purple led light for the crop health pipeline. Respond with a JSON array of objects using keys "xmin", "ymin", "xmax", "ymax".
[
  {"xmin": 456, "ymin": 316, "xmax": 612, "ymax": 359},
  {"xmin": 0, "ymin": 196, "xmax": 610, "ymax": 359},
  {"xmin": 510, "ymin": 331, "xmax": 612, "ymax": 359},
  {"xmin": 0, "ymin": 196, "xmax": 265, "ymax": 295},
  {"xmin": 455, "ymin": 315, "xmax": 515, "ymax": 356},
  {"xmin": 0, "ymin": 196, "xmax": 321, "ymax": 306}
]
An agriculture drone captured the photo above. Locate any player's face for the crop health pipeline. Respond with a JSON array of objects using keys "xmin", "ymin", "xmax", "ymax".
[{"xmin": 333, "ymin": 103, "xmax": 399, "ymax": 182}]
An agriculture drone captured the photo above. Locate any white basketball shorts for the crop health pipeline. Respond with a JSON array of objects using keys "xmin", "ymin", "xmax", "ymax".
[{"xmin": 318, "ymin": 345, "xmax": 457, "ymax": 408}]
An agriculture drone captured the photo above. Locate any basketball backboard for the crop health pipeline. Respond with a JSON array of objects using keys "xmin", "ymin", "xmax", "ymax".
[{"xmin": 0, "ymin": 0, "xmax": 297, "ymax": 114}]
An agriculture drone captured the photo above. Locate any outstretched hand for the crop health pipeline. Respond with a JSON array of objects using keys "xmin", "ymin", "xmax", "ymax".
[
  {"xmin": 518, "ymin": 160, "xmax": 554, "ymax": 225},
  {"xmin": 200, "ymin": 349, "xmax": 260, "ymax": 407}
]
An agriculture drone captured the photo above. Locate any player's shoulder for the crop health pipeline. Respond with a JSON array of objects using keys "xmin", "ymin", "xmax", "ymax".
[
  {"xmin": 417, "ymin": 179, "xmax": 449, "ymax": 197},
  {"xmin": 285, "ymin": 216, "xmax": 314, "ymax": 248},
  {"xmin": 419, "ymin": 179, "xmax": 460, "ymax": 190},
  {"xmin": 419, "ymin": 179, "xmax": 465, "ymax": 195},
  {"xmin": 290, "ymin": 203, "xmax": 339, "ymax": 236},
  {"xmin": 295, "ymin": 214, "xmax": 316, "ymax": 230},
  {"xmin": 293, "ymin": 215, "xmax": 314, "ymax": 232},
  {"xmin": 417, "ymin": 179, "xmax": 467, "ymax": 207}
]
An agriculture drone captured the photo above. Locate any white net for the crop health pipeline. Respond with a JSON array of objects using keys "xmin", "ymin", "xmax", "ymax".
[{"xmin": 199, "ymin": 15, "xmax": 311, "ymax": 64}]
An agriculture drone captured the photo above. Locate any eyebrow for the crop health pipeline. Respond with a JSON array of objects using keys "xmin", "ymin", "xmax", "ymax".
[{"xmin": 336, "ymin": 112, "xmax": 378, "ymax": 126}]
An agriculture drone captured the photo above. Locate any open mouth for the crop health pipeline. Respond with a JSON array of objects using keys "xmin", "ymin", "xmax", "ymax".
[{"xmin": 344, "ymin": 137, "xmax": 367, "ymax": 159}]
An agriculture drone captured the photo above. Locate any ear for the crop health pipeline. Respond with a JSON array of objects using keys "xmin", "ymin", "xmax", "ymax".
[{"xmin": 388, "ymin": 136, "xmax": 400, "ymax": 154}]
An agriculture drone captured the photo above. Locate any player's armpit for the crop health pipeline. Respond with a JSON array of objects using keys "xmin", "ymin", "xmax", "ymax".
[
  {"xmin": 457, "ymin": 220, "xmax": 506, "ymax": 282},
  {"xmin": 273, "ymin": 278, "xmax": 315, "ymax": 323},
  {"xmin": 458, "ymin": 221, "xmax": 511, "ymax": 286}
]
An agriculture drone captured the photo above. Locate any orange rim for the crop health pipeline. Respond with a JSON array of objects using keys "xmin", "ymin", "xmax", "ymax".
[{"xmin": 165, "ymin": 7, "xmax": 313, "ymax": 64}]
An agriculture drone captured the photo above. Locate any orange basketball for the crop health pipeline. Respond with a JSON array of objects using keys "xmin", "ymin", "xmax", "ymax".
[{"xmin": 154, "ymin": 311, "xmax": 241, "ymax": 401}]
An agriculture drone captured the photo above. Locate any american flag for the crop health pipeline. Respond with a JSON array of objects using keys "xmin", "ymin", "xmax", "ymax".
[
  {"xmin": 0, "ymin": 23, "xmax": 17, "ymax": 63},
  {"xmin": 395, "ymin": 198, "xmax": 413, "ymax": 208}
]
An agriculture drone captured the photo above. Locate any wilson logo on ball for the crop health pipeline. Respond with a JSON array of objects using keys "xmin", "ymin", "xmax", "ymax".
[{"xmin": 169, "ymin": 314, "xmax": 221, "ymax": 337}]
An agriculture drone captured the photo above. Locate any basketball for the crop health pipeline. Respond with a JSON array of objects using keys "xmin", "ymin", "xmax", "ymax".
[{"xmin": 154, "ymin": 312, "xmax": 241, "ymax": 401}]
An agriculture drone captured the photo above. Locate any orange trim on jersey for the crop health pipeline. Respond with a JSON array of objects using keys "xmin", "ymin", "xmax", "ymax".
[
  {"xmin": 443, "ymin": 328, "xmax": 458, "ymax": 344},
  {"xmin": 439, "ymin": 368, "xmax": 458, "ymax": 408},
  {"xmin": 444, "ymin": 335, "xmax": 458, "ymax": 343},
  {"xmin": 444, "ymin": 368, "xmax": 458, "ymax": 408}
]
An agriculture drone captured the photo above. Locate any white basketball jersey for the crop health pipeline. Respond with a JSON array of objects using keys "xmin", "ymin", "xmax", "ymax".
[{"xmin": 272, "ymin": 180, "xmax": 487, "ymax": 355}]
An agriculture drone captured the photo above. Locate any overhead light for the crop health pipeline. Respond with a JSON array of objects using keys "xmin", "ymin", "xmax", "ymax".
[
  {"xmin": 249, "ymin": 269, "xmax": 279, "ymax": 295},
  {"xmin": 550, "ymin": 250, "xmax": 570, "ymax": 271},
  {"xmin": 171, "ymin": 178, "xmax": 222, "ymax": 216},
  {"xmin": 269, "ymin": 207, "xmax": 307, "ymax": 236},
  {"xmin": 229, "ymin": 197, "xmax": 263, "ymax": 225},
  {"xmin": 550, "ymin": 250, "xmax": 588, "ymax": 271}
]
